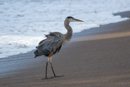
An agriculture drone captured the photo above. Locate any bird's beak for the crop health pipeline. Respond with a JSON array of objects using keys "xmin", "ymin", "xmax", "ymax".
[{"xmin": 75, "ymin": 19, "xmax": 84, "ymax": 22}]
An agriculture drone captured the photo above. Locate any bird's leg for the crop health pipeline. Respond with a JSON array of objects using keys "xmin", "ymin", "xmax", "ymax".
[
  {"xmin": 50, "ymin": 57, "xmax": 56, "ymax": 77},
  {"xmin": 45, "ymin": 57, "xmax": 50, "ymax": 79}
]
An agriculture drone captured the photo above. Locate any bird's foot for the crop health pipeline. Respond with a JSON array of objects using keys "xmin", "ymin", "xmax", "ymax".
[
  {"xmin": 42, "ymin": 77, "xmax": 49, "ymax": 80},
  {"xmin": 54, "ymin": 75, "xmax": 64, "ymax": 78},
  {"xmin": 42, "ymin": 75, "xmax": 64, "ymax": 80}
]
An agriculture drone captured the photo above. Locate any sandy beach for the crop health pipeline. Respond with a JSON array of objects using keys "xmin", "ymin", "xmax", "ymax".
[{"xmin": 0, "ymin": 11, "xmax": 130, "ymax": 87}]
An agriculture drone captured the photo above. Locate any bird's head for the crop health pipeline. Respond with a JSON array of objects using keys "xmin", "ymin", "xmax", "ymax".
[{"xmin": 66, "ymin": 16, "xmax": 84, "ymax": 22}]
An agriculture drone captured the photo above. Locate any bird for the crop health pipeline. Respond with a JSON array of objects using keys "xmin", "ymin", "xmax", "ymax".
[{"xmin": 34, "ymin": 16, "xmax": 84, "ymax": 79}]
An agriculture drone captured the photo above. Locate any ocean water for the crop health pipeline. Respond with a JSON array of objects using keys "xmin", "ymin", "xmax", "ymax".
[{"xmin": 0, "ymin": 0, "xmax": 130, "ymax": 58}]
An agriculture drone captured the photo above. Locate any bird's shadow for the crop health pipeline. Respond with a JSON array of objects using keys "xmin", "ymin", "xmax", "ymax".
[{"xmin": 42, "ymin": 75, "xmax": 64, "ymax": 80}]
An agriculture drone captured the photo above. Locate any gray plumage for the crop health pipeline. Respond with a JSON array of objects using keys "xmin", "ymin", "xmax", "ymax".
[
  {"xmin": 34, "ymin": 16, "xmax": 83, "ymax": 58},
  {"xmin": 34, "ymin": 16, "xmax": 83, "ymax": 79},
  {"xmin": 34, "ymin": 32, "xmax": 64, "ymax": 57}
]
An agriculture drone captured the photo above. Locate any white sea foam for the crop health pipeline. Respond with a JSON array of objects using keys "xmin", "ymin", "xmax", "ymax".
[{"xmin": 0, "ymin": 0, "xmax": 130, "ymax": 58}]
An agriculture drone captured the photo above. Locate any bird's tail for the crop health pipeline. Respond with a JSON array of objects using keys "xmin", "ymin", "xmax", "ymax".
[
  {"xmin": 34, "ymin": 49, "xmax": 52, "ymax": 58},
  {"xmin": 34, "ymin": 50, "xmax": 39, "ymax": 58}
]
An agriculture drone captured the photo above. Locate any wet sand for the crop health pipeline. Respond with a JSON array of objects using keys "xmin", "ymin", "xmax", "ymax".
[{"xmin": 0, "ymin": 11, "xmax": 130, "ymax": 87}]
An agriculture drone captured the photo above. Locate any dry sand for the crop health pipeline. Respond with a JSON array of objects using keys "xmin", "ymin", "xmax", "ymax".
[{"xmin": 0, "ymin": 11, "xmax": 130, "ymax": 87}]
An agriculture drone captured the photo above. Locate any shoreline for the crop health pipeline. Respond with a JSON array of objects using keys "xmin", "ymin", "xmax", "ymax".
[{"xmin": 0, "ymin": 11, "xmax": 130, "ymax": 87}]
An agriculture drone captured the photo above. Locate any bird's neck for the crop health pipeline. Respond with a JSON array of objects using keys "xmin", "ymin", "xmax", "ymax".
[{"xmin": 64, "ymin": 20, "xmax": 73, "ymax": 41}]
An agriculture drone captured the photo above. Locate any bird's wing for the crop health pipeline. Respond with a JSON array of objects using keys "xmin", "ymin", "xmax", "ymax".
[
  {"xmin": 38, "ymin": 39, "xmax": 46, "ymax": 45},
  {"xmin": 36, "ymin": 32, "xmax": 65, "ymax": 55},
  {"xmin": 38, "ymin": 32, "xmax": 62, "ymax": 45},
  {"xmin": 45, "ymin": 32, "xmax": 63, "ymax": 37}
]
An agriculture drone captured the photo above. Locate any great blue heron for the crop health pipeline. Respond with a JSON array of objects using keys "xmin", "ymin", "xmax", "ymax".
[{"xmin": 34, "ymin": 16, "xmax": 83, "ymax": 79}]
